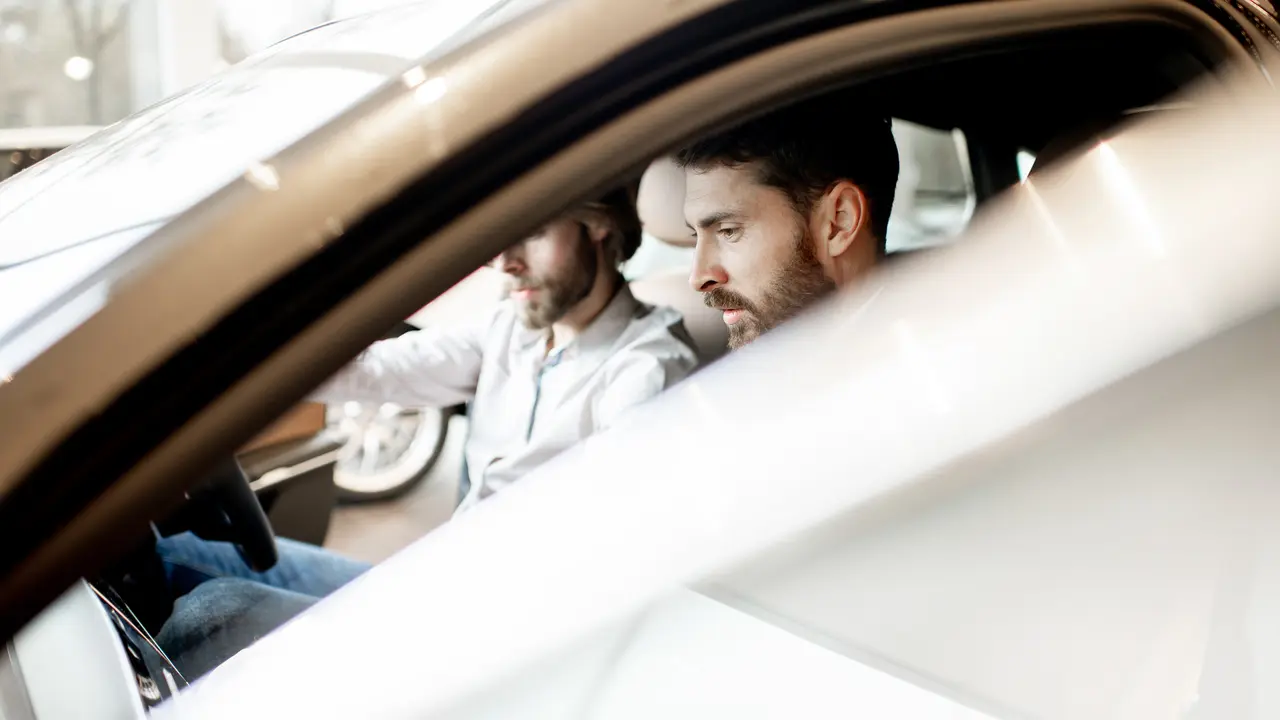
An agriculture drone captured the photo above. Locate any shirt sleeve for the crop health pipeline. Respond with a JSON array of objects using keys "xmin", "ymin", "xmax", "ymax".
[
  {"xmin": 594, "ymin": 338, "xmax": 699, "ymax": 431},
  {"xmin": 310, "ymin": 320, "xmax": 488, "ymax": 408}
]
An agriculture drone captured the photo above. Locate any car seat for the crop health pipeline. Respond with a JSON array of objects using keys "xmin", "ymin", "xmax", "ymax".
[{"xmin": 630, "ymin": 156, "xmax": 730, "ymax": 364}]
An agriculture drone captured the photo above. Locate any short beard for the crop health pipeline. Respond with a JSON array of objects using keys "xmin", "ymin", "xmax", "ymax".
[
  {"xmin": 705, "ymin": 225, "xmax": 834, "ymax": 349},
  {"xmin": 515, "ymin": 224, "xmax": 599, "ymax": 330}
]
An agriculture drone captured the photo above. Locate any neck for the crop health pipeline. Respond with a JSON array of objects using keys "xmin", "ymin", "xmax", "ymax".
[
  {"xmin": 550, "ymin": 270, "xmax": 620, "ymax": 349},
  {"xmin": 830, "ymin": 230, "xmax": 880, "ymax": 287}
]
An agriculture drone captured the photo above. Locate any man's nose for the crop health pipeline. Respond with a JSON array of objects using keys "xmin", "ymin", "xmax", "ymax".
[{"xmin": 689, "ymin": 238, "xmax": 727, "ymax": 293}]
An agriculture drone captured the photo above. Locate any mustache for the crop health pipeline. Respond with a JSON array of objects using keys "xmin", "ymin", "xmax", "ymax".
[
  {"xmin": 703, "ymin": 288, "xmax": 756, "ymax": 314},
  {"xmin": 507, "ymin": 280, "xmax": 543, "ymax": 292}
]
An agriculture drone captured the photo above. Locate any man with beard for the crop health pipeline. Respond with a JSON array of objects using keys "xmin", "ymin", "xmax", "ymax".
[
  {"xmin": 152, "ymin": 190, "xmax": 698, "ymax": 679},
  {"xmin": 677, "ymin": 101, "xmax": 900, "ymax": 347},
  {"xmin": 309, "ymin": 188, "xmax": 699, "ymax": 510}
]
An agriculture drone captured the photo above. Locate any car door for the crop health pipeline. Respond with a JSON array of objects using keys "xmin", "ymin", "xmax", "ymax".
[
  {"xmin": 0, "ymin": 0, "xmax": 1278, "ymax": 710},
  {"xmin": 115, "ymin": 1, "xmax": 1279, "ymax": 718}
]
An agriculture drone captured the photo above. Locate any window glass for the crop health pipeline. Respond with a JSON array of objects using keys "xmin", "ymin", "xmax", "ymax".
[
  {"xmin": 886, "ymin": 119, "xmax": 976, "ymax": 252},
  {"xmin": 1016, "ymin": 149, "xmax": 1037, "ymax": 181}
]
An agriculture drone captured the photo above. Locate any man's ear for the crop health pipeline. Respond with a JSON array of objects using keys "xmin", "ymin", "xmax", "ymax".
[{"xmin": 815, "ymin": 180, "xmax": 869, "ymax": 260}]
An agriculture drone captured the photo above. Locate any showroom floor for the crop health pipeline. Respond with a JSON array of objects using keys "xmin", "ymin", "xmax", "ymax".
[{"xmin": 323, "ymin": 415, "xmax": 468, "ymax": 564}]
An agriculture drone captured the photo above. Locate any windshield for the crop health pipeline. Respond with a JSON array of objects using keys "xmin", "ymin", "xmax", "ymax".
[{"xmin": 0, "ymin": 0, "xmax": 547, "ymax": 374}]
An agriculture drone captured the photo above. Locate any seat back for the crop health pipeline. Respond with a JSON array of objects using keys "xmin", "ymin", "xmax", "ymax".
[
  {"xmin": 632, "ymin": 156, "xmax": 729, "ymax": 363},
  {"xmin": 631, "ymin": 267, "xmax": 728, "ymax": 364}
]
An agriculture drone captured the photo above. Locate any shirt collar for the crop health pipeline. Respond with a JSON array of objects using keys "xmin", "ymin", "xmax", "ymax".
[
  {"xmin": 567, "ymin": 283, "xmax": 643, "ymax": 360},
  {"xmin": 515, "ymin": 284, "xmax": 645, "ymax": 363}
]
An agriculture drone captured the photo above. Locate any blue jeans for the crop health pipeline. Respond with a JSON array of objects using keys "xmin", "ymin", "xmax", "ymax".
[{"xmin": 153, "ymin": 533, "xmax": 370, "ymax": 679}]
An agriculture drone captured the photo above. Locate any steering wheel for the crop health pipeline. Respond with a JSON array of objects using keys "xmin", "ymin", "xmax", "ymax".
[{"xmin": 177, "ymin": 458, "xmax": 279, "ymax": 572}]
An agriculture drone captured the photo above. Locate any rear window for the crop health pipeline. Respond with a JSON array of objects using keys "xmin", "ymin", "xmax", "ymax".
[{"xmin": 887, "ymin": 119, "xmax": 976, "ymax": 252}]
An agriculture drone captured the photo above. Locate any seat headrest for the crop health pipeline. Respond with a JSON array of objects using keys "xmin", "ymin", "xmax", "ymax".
[{"xmin": 637, "ymin": 156, "xmax": 694, "ymax": 248}]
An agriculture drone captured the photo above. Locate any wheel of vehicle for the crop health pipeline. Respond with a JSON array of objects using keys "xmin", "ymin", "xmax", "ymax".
[{"xmin": 327, "ymin": 401, "xmax": 451, "ymax": 503}]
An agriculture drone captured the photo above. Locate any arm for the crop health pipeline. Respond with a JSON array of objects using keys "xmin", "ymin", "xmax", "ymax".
[{"xmin": 310, "ymin": 320, "xmax": 488, "ymax": 408}]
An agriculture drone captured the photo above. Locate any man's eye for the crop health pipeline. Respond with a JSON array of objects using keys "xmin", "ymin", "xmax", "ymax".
[{"xmin": 717, "ymin": 226, "xmax": 741, "ymax": 241}]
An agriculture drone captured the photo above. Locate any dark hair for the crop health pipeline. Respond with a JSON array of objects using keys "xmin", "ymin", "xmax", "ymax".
[
  {"xmin": 576, "ymin": 185, "xmax": 643, "ymax": 265},
  {"xmin": 676, "ymin": 97, "xmax": 900, "ymax": 249}
]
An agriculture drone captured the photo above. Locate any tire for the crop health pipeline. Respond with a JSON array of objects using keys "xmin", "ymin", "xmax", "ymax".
[{"xmin": 327, "ymin": 402, "xmax": 453, "ymax": 503}]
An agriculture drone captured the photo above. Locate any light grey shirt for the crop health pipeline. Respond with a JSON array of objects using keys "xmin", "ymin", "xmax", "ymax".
[{"xmin": 313, "ymin": 285, "xmax": 698, "ymax": 510}]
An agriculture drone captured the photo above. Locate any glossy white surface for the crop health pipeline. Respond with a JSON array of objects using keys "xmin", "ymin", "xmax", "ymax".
[
  {"xmin": 428, "ymin": 589, "xmax": 1000, "ymax": 719},
  {"xmin": 12, "ymin": 582, "xmax": 143, "ymax": 720},
  {"xmin": 155, "ymin": 81, "xmax": 1280, "ymax": 719},
  {"xmin": 584, "ymin": 591, "xmax": 994, "ymax": 719},
  {"xmin": 716, "ymin": 306, "xmax": 1280, "ymax": 718}
]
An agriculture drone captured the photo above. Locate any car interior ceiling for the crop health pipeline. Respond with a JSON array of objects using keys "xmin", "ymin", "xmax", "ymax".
[
  {"xmin": 833, "ymin": 22, "xmax": 1215, "ymax": 230},
  {"xmin": 889, "ymin": 25, "xmax": 1213, "ymax": 144}
]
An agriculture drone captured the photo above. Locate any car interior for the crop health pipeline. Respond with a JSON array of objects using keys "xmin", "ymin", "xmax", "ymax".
[{"xmin": 0, "ymin": 12, "xmax": 1245, "ymax": 719}]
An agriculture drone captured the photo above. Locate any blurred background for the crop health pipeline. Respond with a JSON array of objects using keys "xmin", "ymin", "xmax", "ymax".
[{"xmin": 0, "ymin": 0, "xmax": 411, "ymax": 128}]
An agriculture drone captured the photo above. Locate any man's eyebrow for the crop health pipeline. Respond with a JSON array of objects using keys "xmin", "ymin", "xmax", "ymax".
[{"xmin": 686, "ymin": 210, "xmax": 742, "ymax": 232}]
